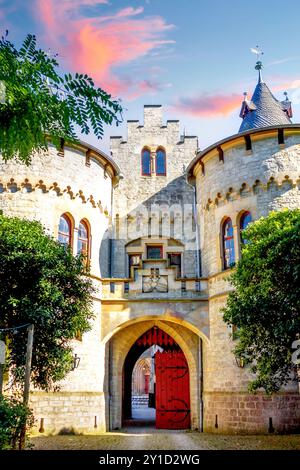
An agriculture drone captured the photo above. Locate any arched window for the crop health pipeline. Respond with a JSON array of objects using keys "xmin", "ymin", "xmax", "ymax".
[
  {"xmin": 240, "ymin": 211, "xmax": 252, "ymax": 245},
  {"xmin": 58, "ymin": 214, "xmax": 72, "ymax": 249},
  {"xmin": 156, "ymin": 148, "xmax": 166, "ymax": 176},
  {"xmin": 222, "ymin": 217, "xmax": 235, "ymax": 269},
  {"xmin": 141, "ymin": 148, "xmax": 151, "ymax": 176},
  {"xmin": 77, "ymin": 220, "xmax": 90, "ymax": 263}
]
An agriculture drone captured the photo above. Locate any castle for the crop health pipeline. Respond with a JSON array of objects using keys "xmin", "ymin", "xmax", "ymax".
[{"xmin": 1, "ymin": 63, "xmax": 300, "ymax": 433}]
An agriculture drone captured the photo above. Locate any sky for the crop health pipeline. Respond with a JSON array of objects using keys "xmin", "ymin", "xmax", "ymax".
[{"xmin": 1, "ymin": 0, "xmax": 300, "ymax": 152}]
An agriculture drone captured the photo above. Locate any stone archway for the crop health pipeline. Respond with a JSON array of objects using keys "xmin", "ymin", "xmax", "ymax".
[
  {"xmin": 132, "ymin": 357, "xmax": 151, "ymax": 396},
  {"xmin": 105, "ymin": 318, "xmax": 201, "ymax": 431}
]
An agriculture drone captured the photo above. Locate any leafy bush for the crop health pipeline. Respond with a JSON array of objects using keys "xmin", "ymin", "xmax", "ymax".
[
  {"xmin": 223, "ymin": 209, "xmax": 300, "ymax": 393},
  {"xmin": 0, "ymin": 215, "xmax": 95, "ymax": 390},
  {"xmin": 0, "ymin": 396, "xmax": 34, "ymax": 449}
]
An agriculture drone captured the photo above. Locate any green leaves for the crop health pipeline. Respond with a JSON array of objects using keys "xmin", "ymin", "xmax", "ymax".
[
  {"xmin": 0, "ymin": 33, "xmax": 123, "ymax": 164},
  {"xmin": 223, "ymin": 209, "xmax": 300, "ymax": 393},
  {"xmin": 0, "ymin": 215, "xmax": 95, "ymax": 390},
  {"xmin": 0, "ymin": 396, "xmax": 34, "ymax": 450}
]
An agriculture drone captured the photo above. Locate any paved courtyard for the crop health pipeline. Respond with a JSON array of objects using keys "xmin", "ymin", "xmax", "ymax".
[{"xmin": 31, "ymin": 429, "xmax": 300, "ymax": 450}]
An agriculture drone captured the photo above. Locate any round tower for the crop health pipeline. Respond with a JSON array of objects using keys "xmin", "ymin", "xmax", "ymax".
[{"xmin": 187, "ymin": 61, "xmax": 300, "ymax": 433}]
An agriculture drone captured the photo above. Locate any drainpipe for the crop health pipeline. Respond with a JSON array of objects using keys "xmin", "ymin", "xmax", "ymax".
[
  {"xmin": 109, "ymin": 182, "xmax": 114, "ymax": 278},
  {"xmin": 187, "ymin": 177, "xmax": 201, "ymax": 277},
  {"xmin": 108, "ymin": 339, "xmax": 112, "ymax": 431},
  {"xmin": 198, "ymin": 336, "xmax": 204, "ymax": 432},
  {"xmin": 187, "ymin": 173, "xmax": 203, "ymax": 431}
]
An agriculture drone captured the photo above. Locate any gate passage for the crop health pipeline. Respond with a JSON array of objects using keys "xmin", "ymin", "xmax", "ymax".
[{"xmin": 124, "ymin": 327, "xmax": 191, "ymax": 429}]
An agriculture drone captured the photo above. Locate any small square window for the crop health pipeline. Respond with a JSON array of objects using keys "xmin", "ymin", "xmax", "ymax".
[{"xmin": 147, "ymin": 245, "xmax": 163, "ymax": 259}]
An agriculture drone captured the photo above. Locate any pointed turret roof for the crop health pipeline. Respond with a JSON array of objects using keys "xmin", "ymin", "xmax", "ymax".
[{"xmin": 239, "ymin": 60, "xmax": 292, "ymax": 133}]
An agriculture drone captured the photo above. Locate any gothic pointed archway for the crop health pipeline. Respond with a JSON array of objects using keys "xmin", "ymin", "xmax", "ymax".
[{"xmin": 122, "ymin": 327, "xmax": 191, "ymax": 429}]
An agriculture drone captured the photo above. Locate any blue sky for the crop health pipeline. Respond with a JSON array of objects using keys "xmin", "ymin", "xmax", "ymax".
[{"xmin": 1, "ymin": 0, "xmax": 300, "ymax": 152}]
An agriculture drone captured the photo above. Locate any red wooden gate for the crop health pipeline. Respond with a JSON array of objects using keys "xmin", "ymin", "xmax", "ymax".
[{"xmin": 155, "ymin": 351, "xmax": 190, "ymax": 429}]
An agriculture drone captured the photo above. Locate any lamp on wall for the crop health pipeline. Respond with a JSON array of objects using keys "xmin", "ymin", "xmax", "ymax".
[
  {"xmin": 71, "ymin": 353, "xmax": 81, "ymax": 371},
  {"xmin": 235, "ymin": 356, "xmax": 244, "ymax": 368}
]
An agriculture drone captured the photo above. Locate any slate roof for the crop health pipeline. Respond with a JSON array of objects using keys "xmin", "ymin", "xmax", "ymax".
[{"xmin": 239, "ymin": 78, "xmax": 292, "ymax": 133}]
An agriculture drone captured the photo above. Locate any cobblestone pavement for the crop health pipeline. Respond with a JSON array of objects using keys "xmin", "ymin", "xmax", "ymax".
[{"xmin": 31, "ymin": 428, "xmax": 300, "ymax": 450}]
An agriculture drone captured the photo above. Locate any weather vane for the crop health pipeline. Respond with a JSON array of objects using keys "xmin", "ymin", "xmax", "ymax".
[
  {"xmin": 250, "ymin": 45, "xmax": 264, "ymax": 74},
  {"xmin": 250, "ymin": 45, "xmax": 264, "ymax": 60}
]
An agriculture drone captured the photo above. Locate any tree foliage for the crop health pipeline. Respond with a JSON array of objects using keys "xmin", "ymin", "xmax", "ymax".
[
  {"xmin": 0, "ymin": 215, "xmax": 95, "ymax": 390},
  {"xmin": 0, "ymin": 32, "xmax": 123, "ymax": 164},
  {"xmin": 223, "ymin": 209, "xmax": 300, "ymax": 393},
  {"xmin": 0, "ymin": 395, "xmax": 34, "ymax": 450}
]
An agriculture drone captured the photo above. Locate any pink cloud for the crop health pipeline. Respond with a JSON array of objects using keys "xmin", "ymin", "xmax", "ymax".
[
  {"xmin": 37, "ymin": 0, "xmax": 109, "ymax": 31},
  {"xmin": 99, "ymin": 6, "xmax": 145, "ymax": 22},
  {"xmin": 173, "ymin": 93, "xmax": 242, "ymax": 118},
  {"xmin": 35, "ymin": 1, "xmax": 174, "ymax": 99},
  {"xmin": 115, "ymin": 6, "xmax": 144, "ymax": 18},
  {"xmin": 272, "ymin": 79, "xmax": 300, "ymax": 92},
  {"xmin": 172, "ymin": 77, "xmax": 300, "ymax": 119}
]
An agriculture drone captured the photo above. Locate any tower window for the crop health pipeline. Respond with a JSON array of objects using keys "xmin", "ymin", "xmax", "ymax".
[
  {"xmin": 156, "ymin": 148, "xmax": 166, "ymax": 176},
  {"xmin": 240, "ymin": 211, "xmax": 252, "ymax": 245},
  {"xmin": 77, "ymin": 219, "xmax": 90, "ymax": 265},
  {"xmin": 244, "ymin": 134, "xmax": 252, "ymax": 151},
  {"xmin": 278, "ymin": 128, "xmax": 285, "ymax": 145},
  {"xmin": 222, "ymin": 218, "xmax": 235, "ymax": 270},
  {"xmin": 141, "ymin": 148, "xmax": 151, "ymax": 176},
  {"xmin": 58, "ymin": 214, "xmax": 72, "ymax": 249}
]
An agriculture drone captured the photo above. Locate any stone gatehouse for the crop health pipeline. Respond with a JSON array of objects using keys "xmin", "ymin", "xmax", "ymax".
[{"xmin": 1, "ymin": 63, "xmax": 300, "ymax": 434}]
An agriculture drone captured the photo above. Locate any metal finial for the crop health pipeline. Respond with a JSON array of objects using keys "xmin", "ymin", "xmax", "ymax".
[
  {"xmin": 284, "ymin": 91, "xmax": 289, "ymax": 100},
  {"xmin": 243, "ymin": 92, "xmax": 248, "ymax": 101}
]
